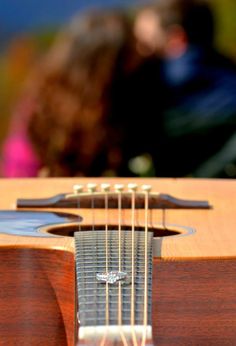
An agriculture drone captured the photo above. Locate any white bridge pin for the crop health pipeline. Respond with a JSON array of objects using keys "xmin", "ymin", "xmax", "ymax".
[
  {"xmin": 101, "ymin": 183, "xmax": 110, "ymax": 192},
  {"xmin": 87, "ymin": 183, "xmax": 97, "ymax": 193},
  {"xmin": 114, "ymin": 184, "xmax": 124, "ymax": 192},
  {"xmin": 73, "ymin": 184, "xmax": 83, "ymax": 194},
  {"xmin": 128, "ymin": 183, "xmax": 138, "ymax": 192},
  {"xmin": 141, "ymin": 184, "xmax": 152, "ymax": 192}
]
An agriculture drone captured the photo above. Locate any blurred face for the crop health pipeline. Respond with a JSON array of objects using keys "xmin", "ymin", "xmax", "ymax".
[
  {"xmin": 134, "ymin": 9, "xmax": 167, "ymax": 56},
  {"xmin": 134, "ymin": 9, "xmax": 188, "ymax": 59}
]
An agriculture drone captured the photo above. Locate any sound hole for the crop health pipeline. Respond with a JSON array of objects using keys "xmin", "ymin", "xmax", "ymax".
[{"xmin": 47, "ymin": 224, "xmax": 181, "ymax": 238}]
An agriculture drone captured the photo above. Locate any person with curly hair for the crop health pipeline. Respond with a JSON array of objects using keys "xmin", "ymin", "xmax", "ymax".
[{"xmin": 2, "ymin": 8, "xmax": 161, "ymax": 177}]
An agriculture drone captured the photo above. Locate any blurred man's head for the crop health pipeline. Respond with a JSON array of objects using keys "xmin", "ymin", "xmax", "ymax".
[{"xmin": 134, "ymin": 0, "xmax": 215, "ymax": 58}]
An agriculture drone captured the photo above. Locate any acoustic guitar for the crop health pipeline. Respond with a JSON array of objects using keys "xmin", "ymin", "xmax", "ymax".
[{"xmin": 0, "ymin": 178, "xmax": 236, "ymax": 345}]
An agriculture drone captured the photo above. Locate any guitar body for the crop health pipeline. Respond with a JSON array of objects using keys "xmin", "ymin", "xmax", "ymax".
[{"xmin": 0, "ymin": 178, "xmax": 236, "ymax": 345}]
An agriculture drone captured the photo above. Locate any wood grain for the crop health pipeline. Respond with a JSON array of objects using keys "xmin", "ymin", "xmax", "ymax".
[
  {"xmin": 0, "ymin": 247, "xmax": 75, "ymax": 346},
  {"xmin": 153, "ymin": 258, "xmax": 236, "ymax": 345}
]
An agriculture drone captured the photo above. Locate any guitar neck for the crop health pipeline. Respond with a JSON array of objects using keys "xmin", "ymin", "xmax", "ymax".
[{"xmin": 75, "ymin": 229, "xmax": 153, "ymax": 345}]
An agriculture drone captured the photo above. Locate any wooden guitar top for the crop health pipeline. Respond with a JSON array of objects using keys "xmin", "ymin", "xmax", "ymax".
[{"xmin": 0, "ymin": 177, "xmax": 235, "ymax": 260}]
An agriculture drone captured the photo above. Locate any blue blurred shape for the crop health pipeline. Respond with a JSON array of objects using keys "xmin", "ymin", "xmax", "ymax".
[{"xmin": 0, "ymin": 0, "xmax": 140, "ymax": 36}]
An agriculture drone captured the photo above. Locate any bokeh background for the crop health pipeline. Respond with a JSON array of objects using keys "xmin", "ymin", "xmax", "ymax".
[{"xmin": 1, "ymin": 0, "xmax": 236, "ymax": 149}]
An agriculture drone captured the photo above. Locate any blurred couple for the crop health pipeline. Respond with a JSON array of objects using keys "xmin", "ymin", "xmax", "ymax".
[{"xmin": 2, "ymin": 0, "xmax": 236, "ymax": 178}]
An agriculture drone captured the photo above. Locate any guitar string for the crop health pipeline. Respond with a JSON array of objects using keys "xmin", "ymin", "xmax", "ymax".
[
  {"xmin": 73, "ymin": 184, "xmax": 82, "ymax": 232},
  {"xmin": 93, "ymin": 189, "xmax": 97, "ymax": 328},
  {"xmin": 91, "ymin": 191, "xmax": 95, "ymax": 233},
  {"xmin": 117, "ymin": 187, "xmax": 128, "ymax": 346},
  {"xmin": 117, "ymin": 189, "xmax": 122, "ymax": 325},
  {"xmin": 142, "ymin": 187, "xmax": 149, "ymax": 346},
  {"xmin": 131, "ymin": 187, "xmax": 138, "ymax": 346},
  {"xmin": 74, "ymin": 184, "xmax": 82, "ymax": 343},
  {"xmin": 105, "ymin": 188, "xmax": 109, "ymax": 326},
  {"xmin": 77, "ymin": 193, "xmax": 81, "ymax": 232},
  {"xmin": 100, "ymin": 186, "xmax": 110, "ymax": 346},
  {"xmin": 89, "ymin": 185, "xmax": 97, "ymax": 328}
]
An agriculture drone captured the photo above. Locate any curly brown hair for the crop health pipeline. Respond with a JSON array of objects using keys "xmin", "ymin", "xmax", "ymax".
[{"xmin": 28, "ymin": 9, "xmax": 141, "ymax": 176}]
